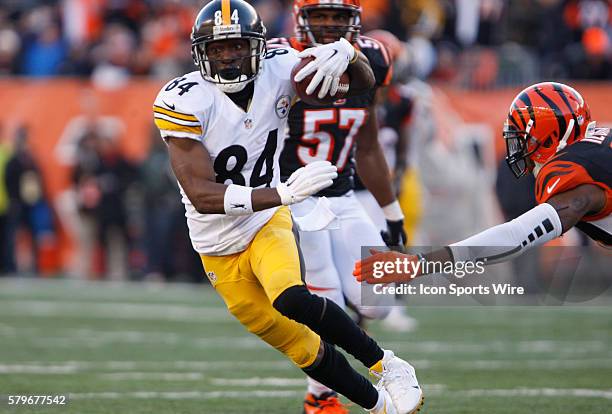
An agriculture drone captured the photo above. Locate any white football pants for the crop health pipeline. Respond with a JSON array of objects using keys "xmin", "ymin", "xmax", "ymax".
[{"xmin": 290, "ymin": 192, "xmax": 392, "ymax": 320}]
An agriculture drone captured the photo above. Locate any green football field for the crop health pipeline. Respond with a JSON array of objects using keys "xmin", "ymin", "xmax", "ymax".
[{"xmin": 1, "ymin": 278, "xmax": 611, "ymax": 414}]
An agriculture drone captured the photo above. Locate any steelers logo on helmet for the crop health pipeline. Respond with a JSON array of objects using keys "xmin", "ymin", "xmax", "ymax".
[
  {"xmin": 294, "ymin": 0, "xmax": 362, "ymax": 46},
  {"xmin": 191, "ymin": 0, "xmax": 267, "ymax": 93},
  {"xmin": 503, "ymin": 82, "xmax": 591, "ymax": 178}
]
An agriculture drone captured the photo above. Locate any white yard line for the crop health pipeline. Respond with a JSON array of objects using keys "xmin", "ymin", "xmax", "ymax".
[
  {"xmin": 3, "ymin": 358, "xmax": 612, "ymax": 375},
  {"xmin": 0, "ymin": 278, "xmax": 208, "ymax": 299},
  {"xmin": 5, "ymin": 335, "xmax": 268, "ymax": 350},
  {"xmin": 66, "ymin": 387, "xmax": 612, "ymax": 400},
  {"xmin": 0, "ymin": 360, "xmax": 294, "ymax": 374},
  {"xmin": 0, "ymin": 365, "xmax": 80, "ymax": 374},
  {"xmin": 460, "ymin": 388, "xmax": 612, "ymax": 399},
  {"xmin": 101, "ymin": 372, "xmax": 205, "ymax": 381},
  {"xmin": 0, "ymin": 300, "xmax": 230, "ymax": 322},
  {"xmin": 210, "ymin": 377, "xmax": 307, "ymax": 387},
  {"xmin": 4, "ymin": 320, "xmax": 610, "ymax": 355},
  {"xmin": 384, "ymin": 339, "xmax": 610, "ymax": 354},
  {"xmin": 69, "ymin": 390, "xmax": 303, "ymax": 400}
]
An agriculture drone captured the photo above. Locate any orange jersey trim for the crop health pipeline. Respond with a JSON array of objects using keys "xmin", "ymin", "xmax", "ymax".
[{"xmin": 536, "ymin": 159, "xmax": 612, "ymax": 221}]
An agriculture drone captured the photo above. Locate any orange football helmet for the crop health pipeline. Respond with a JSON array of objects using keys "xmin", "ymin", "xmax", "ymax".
[
  {"xmin": 293, "ymin": 0, "xmax": 361, "ymax": 46},
  {"xmin": 504, "ymin": 82, "xmax": 592, "ymax": 178}
]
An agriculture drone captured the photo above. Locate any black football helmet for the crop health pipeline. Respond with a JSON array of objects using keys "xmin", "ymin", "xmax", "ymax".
[{"xmin": 191, "ymin": 0, "xmax": 267, "ymax": 92}]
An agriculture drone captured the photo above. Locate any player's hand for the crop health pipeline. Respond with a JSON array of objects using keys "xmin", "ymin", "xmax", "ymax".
[
  {"xmin": 294, "ymin": 38, "xmax": 356, "ymax": 99},
  {"xmin": 353, "ymin": 248, "xmax": 419, "ymax": 284},
  {"xmin": 381, "ymin": 219, "xmax": 407, "ymax": 247},
  {"xmin": 276, "ymin": 160, "xmax": 337, "ymax": 205}
]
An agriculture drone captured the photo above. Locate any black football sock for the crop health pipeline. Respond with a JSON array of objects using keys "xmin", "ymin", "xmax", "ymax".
[
  {"xmin": 303, "ymin": 341, "xmax": 379, "ymax": 409},
  {"xmin": 273, "ymin": 285, "xmax": 384, "ymax": 368}
]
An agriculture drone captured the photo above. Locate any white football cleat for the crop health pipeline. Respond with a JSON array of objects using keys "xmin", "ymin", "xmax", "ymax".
[
  {"xmin": 382, "ymin": 307, "xmax": 418, "ymax": 333},
  {"xmin": 367, "ymin": 387, "xmax": 397, "ymax": 414},
  {"xmin": 370, "ymin": 350, "xmax": 424, "ymax": 414}
]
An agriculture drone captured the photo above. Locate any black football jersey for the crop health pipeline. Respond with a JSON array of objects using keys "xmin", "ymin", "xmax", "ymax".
[
  {"xmin": 535, "ymin": 127, "xmax": 612, "ymax": 246},
  {"xmin": 270, "ymin": 36, "xmax": 392, "ymax": 197}
]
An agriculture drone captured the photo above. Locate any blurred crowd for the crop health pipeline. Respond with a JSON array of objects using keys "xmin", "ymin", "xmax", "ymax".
[
  {"xmin": 0, "ymin": 121, "xmax": 204, "ymax": 281},
  {"xmin": 0, "ymin": 0, "xmax": 610, "ymax": 283},
  {"xmin": 1, "ymin": 0, "xmax": 611, "ymax": 87}
]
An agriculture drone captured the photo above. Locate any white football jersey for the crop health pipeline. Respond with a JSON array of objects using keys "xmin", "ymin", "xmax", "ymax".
[{"xmin": 153, "ymin": 48, "xmax": 299, "ymax": 255}]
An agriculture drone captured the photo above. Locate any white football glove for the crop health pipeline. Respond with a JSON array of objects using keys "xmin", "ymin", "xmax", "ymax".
[
  {"xmin": 276, "ymin": 160, "xmax": 338, "ymax": 205},
  {"xmin": 294, "ymin": 37, "xmax": 356, "ymax": 99}
]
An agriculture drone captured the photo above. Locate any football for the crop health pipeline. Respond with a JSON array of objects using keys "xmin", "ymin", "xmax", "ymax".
[{"xmin": 291, "ymin": 56, "xmax": 350, "ymax": 106}]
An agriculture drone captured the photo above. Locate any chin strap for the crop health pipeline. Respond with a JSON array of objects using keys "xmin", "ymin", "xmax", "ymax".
[
  {"xmin": 555, "ymin": 119, "xmax": 575, "ymax": 153},
  {"xmin": 215, "ymin": 75, "xmax": 250, "ymax": 93}
]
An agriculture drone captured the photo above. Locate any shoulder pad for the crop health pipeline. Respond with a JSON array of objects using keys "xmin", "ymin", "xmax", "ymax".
[
  {"xmin": 267, "ymin": 37, "xmax": 291, "ymax": 49},
  {"xmin": 153, "ymin": 72, "xmax": 211, "ymax": 140},
  {"xmin": 356, "ymin": 36, "xmax": 392, "ymax": 87},
  {"xmin": 535, "ymin": 158, "xmax": 591, "ymax": 204}
]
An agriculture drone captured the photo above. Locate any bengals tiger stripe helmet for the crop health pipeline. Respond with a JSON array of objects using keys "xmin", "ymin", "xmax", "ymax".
[
  {"xmin": 293, "ymin": 0, "xmax": 361, "ymax": 46},
  {"xmin": 504, "ymin": 82, "xmax": 592, "ymax": 178}
]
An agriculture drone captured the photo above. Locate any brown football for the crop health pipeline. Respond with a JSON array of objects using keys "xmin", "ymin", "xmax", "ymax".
[{"xmin": 291, "ymin": 56, "xmax": 350, "ymax": 106}]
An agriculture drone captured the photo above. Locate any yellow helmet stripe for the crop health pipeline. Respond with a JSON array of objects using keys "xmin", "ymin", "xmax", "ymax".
[{"xmin": 222, "ymin": 0, "xmax": 231, "ymax": 25}]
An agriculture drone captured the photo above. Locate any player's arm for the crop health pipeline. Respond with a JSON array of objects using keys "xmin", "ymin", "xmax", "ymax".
[
  {"xmin": 447, "ymin": 184, "xmax": 605, "ymax": 263},
  {"xmin": 344, "ymin": 50, "xmax": 375, "ymax": 97},
  {"xmin": 166, "ymin": 137, "xmax": 337, "ymax": 215},
  {"xmin": 354, "ymin": 103, "xmax": 406, "ymax": 246},
  {"xmin": 355, "ymin": 104, "xmax": 394, "ymax": 206},
  {"xmin": 546, "ymin": 184, "xmax": 606, "ymax": 232},
  {"xmin": 353, "ymin": 184, "xmax": 607, "ymax": 283}
]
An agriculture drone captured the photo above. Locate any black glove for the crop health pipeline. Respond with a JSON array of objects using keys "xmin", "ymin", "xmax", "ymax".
[{"xmin": 381, "ymin": 219, "xmax": 407, "ymax": 247}]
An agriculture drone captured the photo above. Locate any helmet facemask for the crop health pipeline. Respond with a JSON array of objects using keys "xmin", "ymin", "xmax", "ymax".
[
  {"xmin": 504, "ymin": 121, "xmax": 541, "ymax": 178},
  {"xmin": 297, "ymin": 6, "xmax": 361, "ymax": 45},
  {"xmin": 192, "ymin": 36, "xmax": 266, "ymax": 94}
]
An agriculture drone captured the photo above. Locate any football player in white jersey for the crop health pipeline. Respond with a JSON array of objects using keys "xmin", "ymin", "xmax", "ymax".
[
  {"xmin": 354, "ymin": 82, "xmax": 611, "ymax": 284},
  {"xmin": 152, "ymin": 1, "xmax": 423, "ymax": 413},
  {"xmin": 268, "ymin": 4, "xmax": 419, "ymax": 411}
]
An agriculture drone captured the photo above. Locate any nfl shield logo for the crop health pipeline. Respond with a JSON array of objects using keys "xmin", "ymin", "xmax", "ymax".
[
  {"xmin": 206, "ymin": 271, "xmax": 217, "ymax": 284},
  {"xmin": 244, "ymin": 118, "xmax": 253, "ymax": 129}
]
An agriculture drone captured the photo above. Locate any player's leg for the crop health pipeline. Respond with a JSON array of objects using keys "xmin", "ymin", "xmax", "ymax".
[
  {"xmin": 251, "ymin": 207, "xmax": 383, "ymax": 368},
  {"xmin": 252, "ymin": 208, "xmax": 423, "ymax": 412},
  {"xmin": 352, "ymin": 191, "xmax": 418, "ymax": 331},
  {"xmin": 202, "ymin": 208, "xmax": 388, "ymax": 412},
  {"xmin": 290, "ymin": 199, "xmax": 349, "ymax": 410},
  {"xmin": 327, "ymin": 195, "xmax": 424, "ymax": 412},
  {"xmin": 354, "ymin": 189, "xmax": 386, "ymax": 231},
  {"xmin": 289, "ymin": 198, "xmax": 346, "ymax": 310},
  {"xmin": 330, "ymin": 194, "xmax": 393, "ymax": 320}
]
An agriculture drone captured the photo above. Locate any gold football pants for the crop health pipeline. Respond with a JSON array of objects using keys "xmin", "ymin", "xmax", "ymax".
[{"xmin": 200, "ymin": 207, "xmax": 321, "ymax": 368}]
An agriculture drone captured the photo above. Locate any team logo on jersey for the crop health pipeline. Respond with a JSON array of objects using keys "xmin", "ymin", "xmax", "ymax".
[
  {"xmin": 206, "ymin": 271, "xmax": 217, "ymax": 285},
  {"xmin": 333, "ymin": 98, "xmax": 347, "ymax": 106},
  {"xmin": 275, "ymin": 95, "xmax": 291, "ymax": 118}
]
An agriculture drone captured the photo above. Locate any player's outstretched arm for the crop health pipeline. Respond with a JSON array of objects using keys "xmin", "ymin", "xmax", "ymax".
[
  {"xmin": 353, "ymin": 184, "xmax": 606, "ymax": 283},
  {"xmin": 546, "ymin": 184, "xmax": 606, "ymax": 232},
  {"xmin": 167, "ymin": 137, "xmax": 337, "ymax": 215}
]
